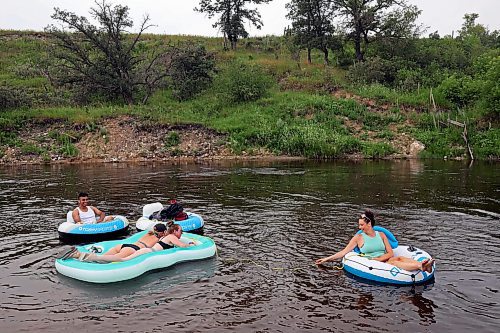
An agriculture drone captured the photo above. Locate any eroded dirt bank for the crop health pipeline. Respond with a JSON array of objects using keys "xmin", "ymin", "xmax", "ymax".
[
  {"xmin": 0, "ymin": 116, "xmax": 291, "ymax": 164},
  {"xmin": 0, "ymin": 115, "xmax": 428, "ymax": 165}
]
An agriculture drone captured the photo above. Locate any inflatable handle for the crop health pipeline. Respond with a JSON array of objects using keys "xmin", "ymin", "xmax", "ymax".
[{"xmin": 353, "ymin": 226, "xmax": 398, "ymax": 253}]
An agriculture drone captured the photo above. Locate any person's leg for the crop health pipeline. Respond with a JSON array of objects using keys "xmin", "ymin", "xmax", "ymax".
[
  {"xmin": 104, "ymin": 244, "xmax": 122, "ymax": 255},
  {"xmin": 387, "ymin": 256, "xmax": 424, "ymax": 271},
  {"xmin": 67, "ymin": 247, "xmax": 136, "ymax": 262},
  {"xmin": 121, "ymin": 248, "xmax": 153, "ymax": 261}
]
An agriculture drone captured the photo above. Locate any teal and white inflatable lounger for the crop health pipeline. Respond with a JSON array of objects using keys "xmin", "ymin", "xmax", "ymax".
[{"xmin": 55, "ymin": 231, "xmax": 216, "ymax": 283}]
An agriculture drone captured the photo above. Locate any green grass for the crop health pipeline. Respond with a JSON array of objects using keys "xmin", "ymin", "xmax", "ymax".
[
  {"xmin": 362, "ymin": 142, "xmax": 396, "ymax": 158},
  {"xmin": 0, "ymin": 31, "xmax": 498, "ymax": 160},
  {"xmin": 352, "ymin": 83, "xmax": 451, "ymax": 109}
]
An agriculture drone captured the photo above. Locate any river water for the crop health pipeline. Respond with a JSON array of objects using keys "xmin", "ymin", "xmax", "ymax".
[{"xmin": 0, "ymin": 160, "xmax": 498, "ymax": 333}]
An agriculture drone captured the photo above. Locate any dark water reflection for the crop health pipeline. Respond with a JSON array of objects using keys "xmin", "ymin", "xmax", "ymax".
[{"xmin": 0, "ymin": 160, "xmax": 498, "ymax": 332}]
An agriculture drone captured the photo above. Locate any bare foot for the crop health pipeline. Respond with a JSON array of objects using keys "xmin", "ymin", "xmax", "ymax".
[{"xmin": 422, "ymin": 259, "xmax": 435, "ymax": 273}]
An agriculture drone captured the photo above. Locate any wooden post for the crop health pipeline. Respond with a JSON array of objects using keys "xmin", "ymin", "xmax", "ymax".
[
  {"xmin": 462, "ymin": 123, "xmax": 474, "ymax": 160},
  {"xmin": 430, "ymin": 88, "xmax": 437, "ymax": 112},
  {"xmin": 447, "ymin": 119, "xmax": 474, "ymax": 160}
]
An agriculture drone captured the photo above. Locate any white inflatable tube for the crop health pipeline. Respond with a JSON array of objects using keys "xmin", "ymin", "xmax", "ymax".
[{"xmin": 342, "ymin": 245, "xmax": 435, "ymax": 285}]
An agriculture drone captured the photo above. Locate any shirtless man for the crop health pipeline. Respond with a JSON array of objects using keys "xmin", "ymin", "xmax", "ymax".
[{"xmin": 72, "ymin": 192, "xmax": 113, "ymax": 224}]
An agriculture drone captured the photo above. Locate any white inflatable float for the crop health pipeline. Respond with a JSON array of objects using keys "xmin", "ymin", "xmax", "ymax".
[
  {"xmin": 55, "ymin": 230, "xmax": 217, "ymax": 283},
  {"xmin": 135, "ymin": 202, "xmax": 204, "ymax": 233},
  {"xmin": 58, "ymin": 212, "xmax": 129, "ymax": 244},
  {"xmin": 343, "ymin": 244, "xmax": 435, "ymax": 285}
]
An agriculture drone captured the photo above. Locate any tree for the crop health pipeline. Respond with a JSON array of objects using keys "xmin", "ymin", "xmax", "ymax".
[
  {"xmin": 286, "ymin": 0, "xmax": 336, "ymax": 64},
  {"xmin": 332, "ymin": 0, "xmax": 422, "ymax": 61},
  {"xmin": 166, "ymin": 44, "xmax": 216, "ymax": 101},
  {"xmin": 45, "ymin": 1, "xmax": 168, "ymax": 104},
  {"xmin": 195, "ymin": 0, "xmax": 272, "ymax": 50}
]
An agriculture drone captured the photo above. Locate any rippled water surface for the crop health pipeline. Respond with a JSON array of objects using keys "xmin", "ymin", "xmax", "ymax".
[{"xmin": 0, "ymin": 160, "xmax": 499, "ymax": 332}]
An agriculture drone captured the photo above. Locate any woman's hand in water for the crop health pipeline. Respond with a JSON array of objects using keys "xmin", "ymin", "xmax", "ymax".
[{"xmin": 315, "ymin": 258, "xmax": 329, "ymax": 265}]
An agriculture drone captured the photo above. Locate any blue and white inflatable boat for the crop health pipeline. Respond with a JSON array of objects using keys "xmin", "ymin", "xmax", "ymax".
[
  {"xmin": 342, "ymin": 227, "xmax": 435, "ymax": 285},
  {"xmin": 55, "ymin": 230, "xmax": 217, "ymax": 283},
  {"xmin": 135, "ymin": 202, "xmax": 204, "ymax": 233},
  {"xmin": 58, "ymin": 212, "xmax": 129, "ymax": 244}
]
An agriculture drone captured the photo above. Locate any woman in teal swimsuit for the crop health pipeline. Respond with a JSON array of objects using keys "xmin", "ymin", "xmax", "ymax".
[{"xmin": 315, "ymin": 210, "xmax": 434, "ymax": 272}]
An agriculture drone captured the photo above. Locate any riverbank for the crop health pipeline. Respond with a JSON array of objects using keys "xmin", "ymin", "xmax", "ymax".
[
  {"xmin": 1, "ymin": 32, "xmax": 499, "ymax": 162},
  {"xmin": 1, "ymin": 114, "xmax": 432, "ymax": 165},
  {"xmin": 0, "ymin": 115, "xmax": 298, "ymax": 164}
]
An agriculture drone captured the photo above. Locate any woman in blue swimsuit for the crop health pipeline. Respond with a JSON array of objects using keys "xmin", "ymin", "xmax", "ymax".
[{"xmin": 315, "ymin": 210, "xmax": 434, "ymax": 272}]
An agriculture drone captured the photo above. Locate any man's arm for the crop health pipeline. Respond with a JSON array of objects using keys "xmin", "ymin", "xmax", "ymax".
[
  {"xmin": 92, "ymin": 206, "xmax": 106, "ymax": 223},
  {"xmin": 72, "ymin": 209, "xmax": 82, "ymax": 224}
]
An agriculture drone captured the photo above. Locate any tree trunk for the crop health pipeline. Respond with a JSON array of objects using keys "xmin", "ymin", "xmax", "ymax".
[
  {"xmin": 354, "ymin": 37, "xmax": 364, "ymax": 62},
  {"xmin": 323, "ymin": 48, "xmax": 329, "ymax": 65},
  {"xmin": 353, "ymin": 18, "xmax": 364, "ymax": 61},
  {"xmin": 223, "ymin": 32, "xmax": 228, "ymax": 51},
  {"xmin": 307, "ymin": 48, "xmax": 312, "ymax": 64}
]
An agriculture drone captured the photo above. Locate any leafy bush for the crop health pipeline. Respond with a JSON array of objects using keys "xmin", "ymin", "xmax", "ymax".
[
  {"xmin": 395, "ymin": 68, "xmax": 423, "ymax": 91},
  {"xmin": 414, "ymin": 129, "xmax": 465, "ymax": 158},
  {"xmin": 348, "ymin": 57, "xmax": 391, "ymax": 84},
  {"xmin": 216, "ymin": 61, "xmax": 273, "ymax": 103},
  {"xmin": 0, "ymin": 130, "xmax": 19, "ymax": 146},
  {"xmin": 437, "ymin": 75, "xmax": 484, "ymax": 107},
  {"xmin": 471, "ymin": 128, "xmax": 500, "ymax": 158},
  {"xmin": 164, "ymin": 131, "xmax": 181, "ymax": 147},
  {"xmin": 480, "ymin": 55, "xmax": 500, "ymax": 119},
  {"xmin": 0, "ymin": 86, "xmax": 32, "ymax": 110},
  {"xmin": 168, "ymin": 44, "xmax": 216, "ymax": 101}
]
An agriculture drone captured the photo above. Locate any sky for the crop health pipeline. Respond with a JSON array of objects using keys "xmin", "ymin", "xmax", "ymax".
[{"xmin": 1, "ymin": 0, "xmax": 499, "ymax": 37}]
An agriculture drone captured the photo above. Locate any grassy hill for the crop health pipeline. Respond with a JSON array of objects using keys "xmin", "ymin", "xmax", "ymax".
[{"xmin": 0, "ymin": 31, "xmax": 499, "ymax": 162}]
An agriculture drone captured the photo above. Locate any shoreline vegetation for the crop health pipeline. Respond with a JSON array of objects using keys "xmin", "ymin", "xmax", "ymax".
[{"xmin": 1, "ymin": 6, "xmax": 499, "ymax": 164}]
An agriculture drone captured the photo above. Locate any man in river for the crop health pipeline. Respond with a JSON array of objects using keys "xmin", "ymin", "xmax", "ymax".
[{"xmin": 72, "ymin": 192, "xmax": 114, "ymax": 224}]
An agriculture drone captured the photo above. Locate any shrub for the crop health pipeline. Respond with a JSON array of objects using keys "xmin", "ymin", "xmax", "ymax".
[
  {"xmin": 164, "ymin": 131, "xmax": 181, "ymax": 147},
  {"xmin": 216, "ymin": 61, "xmax": 273, "ymax": 103},
  {"xmin": 168, "ymin": 44, "xmax": 216, "ymax": 101},
  {"xmin": 395, "ymin": 68, "xmax": 423, "ymax": 91},
  {"xmin": 0, "ymin": 86, "xmax": 32, "ymax": 110},
  {"xmin": 437, "ymin": 75, "xmax": 484, "ymax": 107},
  {"xmin": 471, "ymin": 128, "xmax": 500, "ymax": 158},
  {"xmin": 414, "ymin": 129, "xmax": 465, "ymax": 158},
  {"xmin": 480, "ymin": 55, "xmax": 500, "ymax": 119},
  {"xmin": 0, "ymin": 130, "xmax": 19, "ymax": 146},
  {"xmin": 348, "ymin": 57, "xmax": 388, "ymax": 84}
]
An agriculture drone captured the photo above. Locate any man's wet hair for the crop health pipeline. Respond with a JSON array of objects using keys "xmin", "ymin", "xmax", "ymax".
[{"xmin": 78, "ymin": 192, "xmax": 89, "ymax": 199}]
